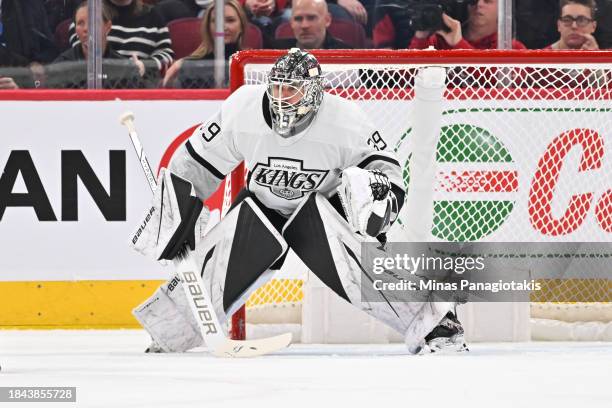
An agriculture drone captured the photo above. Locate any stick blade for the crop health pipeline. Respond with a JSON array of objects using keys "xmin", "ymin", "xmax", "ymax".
[{"xmin": 211, "ymin": 333, "xmax": 292, "ymax": 358}]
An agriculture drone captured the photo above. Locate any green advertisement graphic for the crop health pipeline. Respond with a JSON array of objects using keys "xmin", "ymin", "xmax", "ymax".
[{"xmin": 401, "ymin": 124, "xmax": 516, "ymax": 241}]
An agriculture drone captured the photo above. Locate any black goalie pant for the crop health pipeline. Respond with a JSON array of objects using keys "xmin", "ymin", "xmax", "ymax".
[
  {"xmin": 225, "ymin": 189, "xmax": 351, "ymax": 307},
  {"xmin": 225, "ymin": 189, "xmax": 453, "ymax": 348}
]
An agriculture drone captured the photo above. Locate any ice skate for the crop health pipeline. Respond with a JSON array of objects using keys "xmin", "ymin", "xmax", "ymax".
[
  {"xmin": 144, "ymin": 339, "xmax": 165, "ymax": 353},
  {"xmin": 423, "ymin": 311, "xmax": 469, "ymax": 354}
]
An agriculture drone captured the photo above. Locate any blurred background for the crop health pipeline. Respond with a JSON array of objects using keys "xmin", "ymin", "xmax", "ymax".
[{"xmin": 1, "ymin": 0, "xmax": 610, "ymax": 90}]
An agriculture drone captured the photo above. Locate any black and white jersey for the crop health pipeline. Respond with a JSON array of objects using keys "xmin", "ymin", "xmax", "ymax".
[
  {"xmin": 68, "ymin": 6, "xmax": 173, "ymax": 72},
  {"xmin": 170, "ymin": 84, "xmax": 403, "ymax": 217}
]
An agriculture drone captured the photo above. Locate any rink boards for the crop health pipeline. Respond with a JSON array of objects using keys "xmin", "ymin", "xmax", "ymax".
[
  {"xmin": 1, "ymin": 90, "xmax": 610, "ymax": 328},
  {"xmin": 0, "ymin": 90, "xmax": 226, "ymax": 328}
]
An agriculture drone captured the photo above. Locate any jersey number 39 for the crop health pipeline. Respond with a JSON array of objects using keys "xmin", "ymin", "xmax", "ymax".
[{"xmin": 367, "ymin": 131, "xmax": 387, "ymax": 151}]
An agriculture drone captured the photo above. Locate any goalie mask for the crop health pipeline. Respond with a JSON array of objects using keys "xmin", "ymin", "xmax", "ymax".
[{"xmin": 266, "ymin": 48, "xmax": 324, "ymax": 137}]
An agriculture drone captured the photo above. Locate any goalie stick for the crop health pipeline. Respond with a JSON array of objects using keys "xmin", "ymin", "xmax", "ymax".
[{"xmin": 119, "ymin": 111, "xmax": 292, "ymax": 358}]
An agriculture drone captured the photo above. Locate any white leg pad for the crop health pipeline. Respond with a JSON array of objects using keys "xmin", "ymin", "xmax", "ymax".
[
  {"xmin": 285, "ymin": 193, "xmax": 452, "ymax": 351},
  {"xmin": 132, "ymin": 196, "xmax": 288, "ymax": 352},
  {"xmin": 133, "ymin": 275, "xmax": 203, "ymax": 352}
]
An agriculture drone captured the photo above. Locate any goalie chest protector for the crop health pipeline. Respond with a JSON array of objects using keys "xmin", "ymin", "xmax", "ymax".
[{"xmin": 191, "ymin": 84, "xmax": 402, "ymax": 217}]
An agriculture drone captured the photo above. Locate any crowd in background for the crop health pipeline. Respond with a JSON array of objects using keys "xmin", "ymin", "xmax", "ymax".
[{"xmin": 0, "ymin": 0, "xmax": 610, "ymax": 89}]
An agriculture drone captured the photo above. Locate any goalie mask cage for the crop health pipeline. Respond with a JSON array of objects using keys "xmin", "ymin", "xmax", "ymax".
[{"xmin": 228, "ymin": 49, "xmax": 612, "ymax": 343}]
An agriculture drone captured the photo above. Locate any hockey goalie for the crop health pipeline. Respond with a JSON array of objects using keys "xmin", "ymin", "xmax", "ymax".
[{"xmin": 130, "ymin": 48, "xmax": 467, "ymax": 354}]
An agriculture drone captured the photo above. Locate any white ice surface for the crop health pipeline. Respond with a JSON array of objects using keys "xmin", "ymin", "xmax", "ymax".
[{"xmin": 0, "ymin": 330, "xmax": 610, "ymax": 408}]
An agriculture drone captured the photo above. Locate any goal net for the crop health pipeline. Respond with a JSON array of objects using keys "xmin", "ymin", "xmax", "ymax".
[{"xmin": 227, "ymin": 50, "xmax": 612, "ymax": 342}]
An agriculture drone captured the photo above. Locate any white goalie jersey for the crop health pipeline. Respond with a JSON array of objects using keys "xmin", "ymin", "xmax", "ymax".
[{"xmin": 169, "ymin": 84, "xmax": 403, "ymax": 217}]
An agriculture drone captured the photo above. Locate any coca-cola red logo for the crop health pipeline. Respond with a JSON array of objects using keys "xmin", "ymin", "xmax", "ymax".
[{"xmin": 528, "ymin": 128, "xmax": 611, "ymax": 235}]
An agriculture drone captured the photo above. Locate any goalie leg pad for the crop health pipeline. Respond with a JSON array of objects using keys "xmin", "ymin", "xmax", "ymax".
[
  {"xmin": 132, "ymin": 274, "xmax": 203, "ymax": 352},
  {"xmin": 194, "ymin": 195, "xmax": 289, "ymax": 323},
  {"xmin": 284, "ymin": 193, "xmax": 452, "ymax": 350},
  {"xmin": 135, "ymin": 193, "xmax": 289, "ymax": 352}
]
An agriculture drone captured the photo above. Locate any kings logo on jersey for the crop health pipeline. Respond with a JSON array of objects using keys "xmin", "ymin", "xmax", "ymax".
[{"xmin": 250, "ymin": 158, "xmax": 329, "ymax": 200}]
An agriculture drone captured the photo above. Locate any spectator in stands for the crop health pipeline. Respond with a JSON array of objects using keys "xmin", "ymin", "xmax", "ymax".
[
  {"xmin": 531, "ymin": 1, "xmax": 607, "ymax": 88},
  {"xmin": 332, "ymin": 0, "xmax": 368, "ymax": 24},
  {"xmin": 269, "ymin": 0, "xmax": 351, "ymax": 49},
  {"xmin": 243, "ymin": 0, "xmax": 289, "ymax": 38},
  {"xmin": 0, "ymin": 61, "xmax": 45, "ymax": 89},
  {"xmin": 162, "ymin": 0, "xmax": 247, "ymax": 88},
  {"xmin": 42, "ymin": 1, "xmax": 147, "ymax": 89},
  {"xmin": 45, "ymin": 0, "xmax": 81, "ymax": 35},
  {"xmin": 0, "ymin": 76, "xmax": 18, "ymax": 89},
  {"xmin": 244, "ymin": 0, "xmax": 363, "ymax": 42},
  {"xmin": 547, "ymin": 0, "xmax": 599, "ymax": 50},
  {"xmin": 154, "ymin": 0, "xmax": 213, "ymax": 22},
  {"xmin": 54, "ymin": 1, "xmax": 124, "ymax": 62},
  {"xmin": 370, "ymin": 0, "xmax": 415, "ymax": 48},
  {"xmin": 409, "ymin": 0, "xmax": 526, "ymax": 50},
  {"xmin": 515, "ymin": 0, "xmax": 560, "ymax": 49},
  {"xmin": 514, "ymin": 0, "xmax": 611, "ymax": 49},
  {"xmin": 594, "ymin": 0, "xmax": 612, "ymax": 49},
  {"xmin": 0, "ymin": 0, "xmax": 58, "ymax": 66},
  {"xmin": 68, "ymin": 0, "xmax": 174, "ymax": 75}
]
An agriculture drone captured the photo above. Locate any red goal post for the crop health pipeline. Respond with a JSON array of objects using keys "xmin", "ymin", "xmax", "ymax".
[
  {"xmin": 227, "ymin": 49, "xmax": 612, "ymax": 342},
  {"xmin": 230, "ymin": 49, "xmax": 612, "ymax": 85}
]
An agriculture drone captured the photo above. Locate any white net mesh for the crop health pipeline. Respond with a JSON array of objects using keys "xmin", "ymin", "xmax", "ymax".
[{"xmin": 234, "ymin": 52, "xmax": 612, "ymax": 326}]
